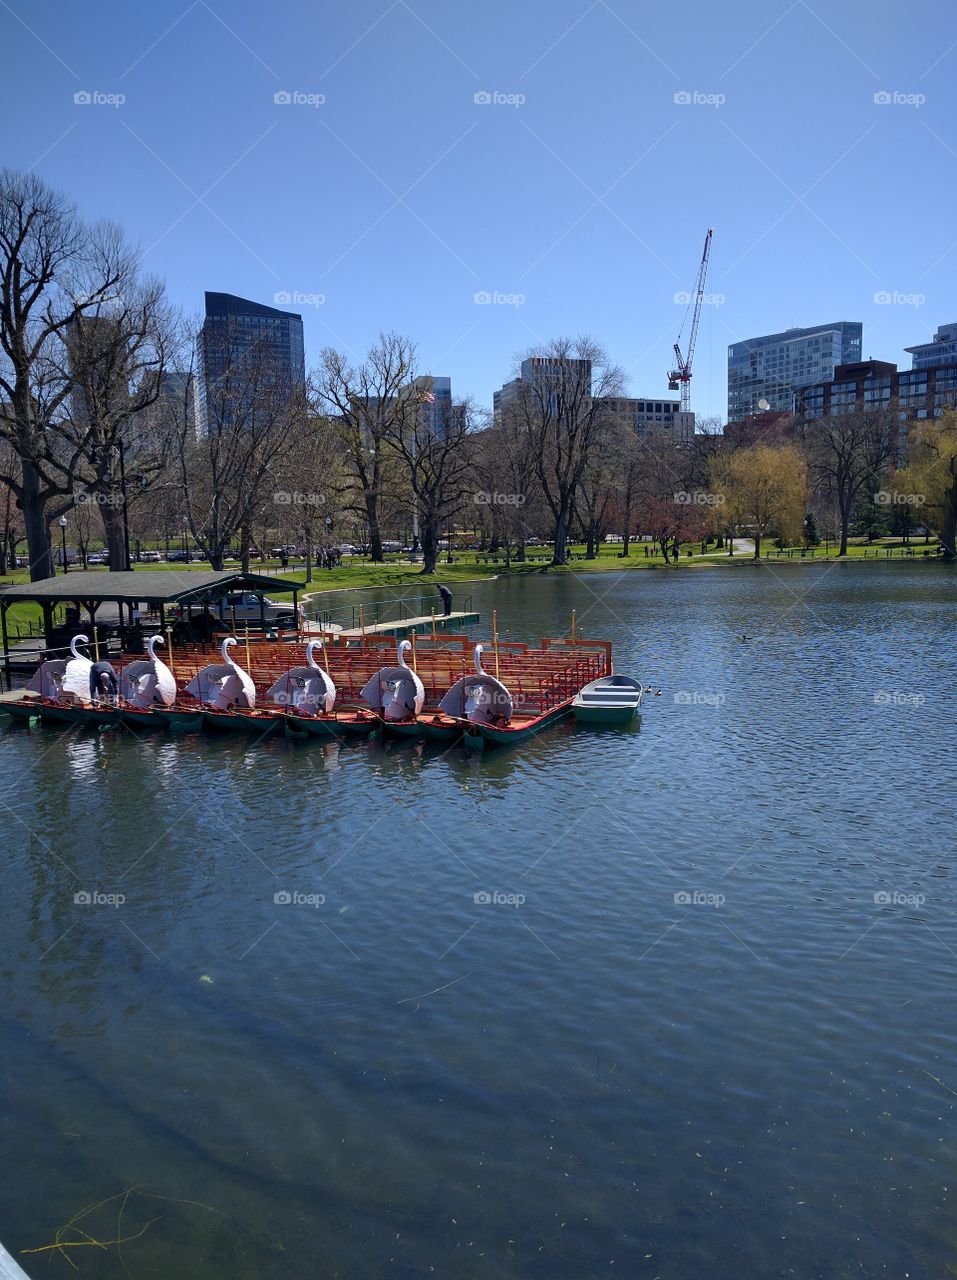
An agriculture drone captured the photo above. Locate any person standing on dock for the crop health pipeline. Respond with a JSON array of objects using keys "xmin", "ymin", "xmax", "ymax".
[{"xmin": 437, "ymin": 584, "xmax": 452, "ymax": 617}]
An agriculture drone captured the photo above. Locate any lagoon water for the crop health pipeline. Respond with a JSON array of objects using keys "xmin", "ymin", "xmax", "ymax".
[{"xmin": 1, "ymin": 563, "xmax": 956, "ymax": 1278}]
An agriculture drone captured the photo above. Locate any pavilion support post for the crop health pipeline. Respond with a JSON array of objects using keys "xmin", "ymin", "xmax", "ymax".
[{"xmin": 1, "ymin": 601, "xmax": 10, "ymax": 692}]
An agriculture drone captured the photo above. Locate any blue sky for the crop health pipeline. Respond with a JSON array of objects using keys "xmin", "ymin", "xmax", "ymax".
[{"xmin": 4, "ymin": 0, "xmax": 956, "ymax": 421}]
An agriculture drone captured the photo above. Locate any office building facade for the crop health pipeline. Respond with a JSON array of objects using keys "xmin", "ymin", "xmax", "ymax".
[
  {"xmin": 200, "ymin": 292, "xmax": 306, "ymax": 427},
  {"xmin": 727, "ymin": 322, "xmax": 863, "ymax": 421},
  {"xmin": 904, "ymin": 322, "xmax": 957, "ymax": 371}
]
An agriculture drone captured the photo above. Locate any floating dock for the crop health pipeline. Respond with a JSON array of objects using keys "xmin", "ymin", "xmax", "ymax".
[{"xmin": 334, "ymin": 611, "xmax": 479, "ymax": 640}]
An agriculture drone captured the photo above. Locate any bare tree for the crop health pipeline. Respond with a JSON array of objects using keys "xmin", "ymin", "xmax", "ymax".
[
  {"xmin": 59, "ymin": 279, "xmax": 178, "ymax": 568},
  {"xmin": 318, "ymin": 333, "xmax": 416, "ymax": 562},
  {"xmin": 511, "ymin": 337, "xmax": 625, "ymax": 566},
  {"xmin": 0, "ymin": 168, "xmax": 137, "ymax": 578},
  {"xmin": 175, "ymin": 326, "xmax": 300, "ymax": 571},
  {"xmin": 804, "ymin": 409, "xmax": 896, "ymax": 556},
  {"xmin": 383, "ymin": 381, "xmax": 474, "ymax": 575}
]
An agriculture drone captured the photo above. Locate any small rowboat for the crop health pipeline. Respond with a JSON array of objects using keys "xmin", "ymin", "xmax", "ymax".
[
  {"xmin": 283, "ymin": 709, "xmax": 381, "ymax": 739},
  {"xmin": 572, "ymin": 675, "xmax": 643, "ymax": 725}
]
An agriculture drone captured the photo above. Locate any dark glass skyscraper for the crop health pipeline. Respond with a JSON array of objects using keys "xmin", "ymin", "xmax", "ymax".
[
  {"xmin": 727, "ymin": 322, "xmax": 862, "ymax": 422},
  {"xmin": 199, "ymin": 292, "xmax": 305, "ymax": 427}
]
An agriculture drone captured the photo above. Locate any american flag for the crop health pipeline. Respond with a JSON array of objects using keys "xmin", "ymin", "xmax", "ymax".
[{"xmin": 419, "ymin": 389, "xmax": 436, "ymax": 404}]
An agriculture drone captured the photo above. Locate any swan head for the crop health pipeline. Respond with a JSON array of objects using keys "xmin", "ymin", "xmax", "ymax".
[
  {"xmin": 70, "ymin": 634, "xmax": 89, "ymax": 659},
  {"xmin": 305, "ymin": 640, "xmax": 322, "ymax": 669},
  {"xmin": 147, "ymin": 634, "xmax": 165, "ymax": 657},
  {"xmin": 473, "ymin": 643, "xmax": 486, "ymax": 676},
  {"xmin": 221, "ymin": 637, "xmax": 238, "ymax": 662},
  {"xmin": 397, "ymin": 639, "xmax": 412, "ymax": 668}
]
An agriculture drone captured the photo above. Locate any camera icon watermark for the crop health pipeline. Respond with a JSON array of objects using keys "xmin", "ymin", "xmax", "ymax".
[
  {"xmin": 674, "ymin": 890, "xmax": 725, "ymax": 908},
  {"xmin": 674, "ymin": 690, "xmax": 726, "ymax": 707},
  {"xmin": 274, "ymin": 889, "xmax": 325, "ymax": 907},
  {"xmin": 674, "ymin": 90, "xmax": 725, "ymax": 108},
  {"xmin": 74, "ymin": 889, "xmax": 125, "ymax": 907},
  {"xmin": 473, "ymin": 491, "xmax": 526, "ymax": 506},
  {"xmin": 674, "ymin": 290, "xmax": 725, "ymax": 307},
  {"xmin": 874, "ymin": 90, "xmax": 925, "ymax": 108},
  {"xmin": 874, "ymin": 890, "xmax": 925, "ymax": 907},
  {"xmin": 473, "ymin": 890, "xmax": 526, "ymax": 907},
  {"xmin": 74, "ymin": 90, "xmax": 125, "ymax": 108},
  {"xmin": 873, "ymin": 490, "xmax": 925, "ymax": 506},
  {"xmin": 473, "ymin": 90, "xmax": 526, "ymax": 108},
  {"xmin": 473, "ymin": 290, "xmax": 525, "ymax": 307},
  {"xmin": 274, "ymin": 90, "xmax": 325, "ymax": 107},
  {"xmin": 873, "ymin": 290, "xmax": 925, "ymax": 307},
  {"xmin": 674, "ymin": 491, "xmax": 724, "ymax": 506},
  {"xmin": 273, "ymin": 491, "xmax": 325, "ymax": 506},
  {"xmin": 873, "ymin": 690, "xmax": 926, "ymax": 708},
  {"xmin": 274, "ymin": 290, "xmax": 325, "ymax": 307}
]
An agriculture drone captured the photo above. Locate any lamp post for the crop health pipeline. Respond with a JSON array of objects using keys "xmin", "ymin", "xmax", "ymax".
[{"xmin": 59, "ymin": 516, "xmax": 68, "ymax": 574}]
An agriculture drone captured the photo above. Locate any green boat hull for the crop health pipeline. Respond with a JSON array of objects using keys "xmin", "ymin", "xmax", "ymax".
[
  {"xmin": 151, "ymin": 707, "xmax": 205, "ymax": 732},
  {"xmin": 468, "ymin": 702, "xmax": 573, "ymax": 747},
  {"xmin": 0, "ymin": 698, "xmax": 42, "ymax": 723},
  {"xmin": 118, "ymin": 708, "xmax": 168, "ymax": 731},
  {"xmin": 202, "ymin": 709, "xmax": 281, "ymax": 737},
  {"xmin": 38, "ymin": 702, "xmax": 85, "ymax": 725},
  {"xmin": 572, "ymin": 704, "xmax": 638, "ymax": 726},
  {"xmin": 284, "ymin": 711, "xmax": 381, "ymax": 739}
]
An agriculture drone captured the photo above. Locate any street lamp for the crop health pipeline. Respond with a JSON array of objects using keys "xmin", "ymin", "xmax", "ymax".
[{"xmin": 58, "ymin": 516, "xmax": 68, "ymax": 574}]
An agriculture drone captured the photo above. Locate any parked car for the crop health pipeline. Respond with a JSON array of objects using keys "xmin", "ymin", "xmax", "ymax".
[
  {"xmin": 211, "ymin": 592, "xmax": 301, "ymax": 630},
  {"xmin": 86, "ymin": 552, "xmax": 107, "ymax": 565},
  {"xmin": 139, "ymin": 550, "xmax": 163, "ymax": 562}
]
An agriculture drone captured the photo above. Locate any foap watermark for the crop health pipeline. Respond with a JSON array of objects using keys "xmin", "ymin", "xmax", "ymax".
[
  {"xmin": 675, "ymin": 490, "xmax": 725, "ymax": 506},
  {"xmin": 274, "ymin": 290, "xmax": 325, "ymax": 307},
  {"xmin": 474, "ymin": 290, "xmax": 525, "ymax": 307},
  {"xmin": 874, "ymin": 890, "xmax": 926, "ymax": 907},
  {"xmin": 74, "ymin": 90, "xmax": 125, "ymax": 108},
  {"xmin": 874, "ymin": 290, "xmax": 925, "ymax": 307},
  {"xmin": 274, "ymin": 90, "xmax": 325, "ymax": 107},
  {"xmin": 274, "ymin": 890, "xmax": 325, "ymax": 907},
  {"xmin": 75, "ymin": 490, "xmax": 124, "ymax": 507},
  {"xmin": 873, "ymin": 490, "xmax": 925, "ymax": 506},
  {"xmin": 274, "ymin": 491, "xmax": 325, "ymax": 506},
  {"xmin": 474, "ymin": 890, "xmax": 526, "ymax": 907},
  {"xmin": 474, "ymin": 491, "xmax": 526, "ymax": 506},
  {"xmin": 74, "ymin": 890, "xmax": 125, "ymax": 908},
  {"xmin": 874, "ymin": 690, "xmax": 926, "ymax": 708},
  {"xmin": 874, "ymin": 90, "xmax": 925, "ymax": 109},
  {"xmin": 474, "ymin": 90, "xmax": 525, "ymax": 108},
  {"xmin": 674, "ymin": 890, "xmax": 725, "ymax": 908},
  {"xmin": 674, "ymin": 89, "xmax": 725, "ymax": 108},
  {"xmin": 674, "ymin": 690, "xmax": 725, "ymax": 707},
  {"xmin": 675, "ymin": 290, "xmax": 725, "ymax": 307}
]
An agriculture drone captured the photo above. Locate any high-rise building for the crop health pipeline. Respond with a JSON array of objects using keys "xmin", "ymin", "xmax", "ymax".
[
  {"xmin": 904, "ymin": 322, "xmax": 957, "ymax": 370},
  {"xmin": 199, "ymin": 292, "xmax": 306, "ymax": 427},
  {"xmin": 598, "ymin": 396, "xmax": 695, "ymax": 443},
  {"xmin": 492, "ymin": 358, "xmax": 593, "ymax": 427},
  {"xmin": 727, "ymin": 322, "xmax": 862, "ymax": 421}
]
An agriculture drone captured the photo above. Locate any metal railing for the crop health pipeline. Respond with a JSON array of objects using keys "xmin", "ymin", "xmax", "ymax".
[{"xmin": 348, "ymin": 593, "xmax": 473, "ymax": 631}]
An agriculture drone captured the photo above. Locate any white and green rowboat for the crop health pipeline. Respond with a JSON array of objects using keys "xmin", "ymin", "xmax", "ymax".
[{"xmin": 572, "ymin": 674, "xmax": 643, "ymax": 725}]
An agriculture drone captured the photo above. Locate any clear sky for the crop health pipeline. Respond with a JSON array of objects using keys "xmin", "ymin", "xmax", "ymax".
[{"xmin": 4, "ymin": 0, "xmax": 956, "ymax": 421}]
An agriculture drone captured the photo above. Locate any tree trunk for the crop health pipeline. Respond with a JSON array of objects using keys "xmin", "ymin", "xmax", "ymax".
[
  {"xmin": 21, "ymin": 460, "xmax": 54, "ymax": 581},
  {"xmin": 304, "ymin": 526, "xmax": 313, "ymax": 583},
  {"xmin": 241, "ymin": 524, "xmax": 251, "ymax": 576},
  {"xmin": 753, "ymin": 532, "xmax": 761, "ymax": 561},
  {"xmin": 100, "ymin": 501, "xmax": 127, "ymax": 571},
  {"xmin": 419, "ymin": 516, "xmax": 439, "ymax": 574},
  {"xmin": 365, "ymin": 493, "xmax": 383, "ymax": 562},
  {"xmin": 838, "ymin": 496, "xmax": 851, "ymax": 556},
  {"xmin": 552, "ymin": 506, "xmax": 570, "ymax": 565}
]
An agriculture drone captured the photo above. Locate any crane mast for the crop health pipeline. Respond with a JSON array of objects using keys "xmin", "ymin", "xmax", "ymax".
[{"xmin": 668, "ymin": 227, "xmax": 713, "ymax": 413}]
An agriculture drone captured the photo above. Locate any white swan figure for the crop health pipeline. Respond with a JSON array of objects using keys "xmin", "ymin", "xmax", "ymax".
[
  {"xmin": 359, "ymin": 639, "xmax": 425, "ymax": 722},
  {"xmin": 438, "ymin": 643, "xmax": 513, "ymax": 726},
  {"xmin": 185, "ymin": 637, "xmax": 256, "ymax": 709},
  {"xmin": 264, "ymin": 640, "xmax": 336, "ymax": 714},
  {"xmin": 26, "ymin": 657, "xmax": 68, "ymax": 698},
  {"xmin": 59, "ymin": 634, "xmax": 94, "ymax": 700},
  {"xmin": 120, "ymin": 635, "xmax": 177, "ymax": 708}
]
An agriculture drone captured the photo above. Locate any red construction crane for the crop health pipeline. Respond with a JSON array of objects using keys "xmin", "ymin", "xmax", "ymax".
[{"xmin": 667, "ymin": 227, "xmax": 714, "ymax": 412}]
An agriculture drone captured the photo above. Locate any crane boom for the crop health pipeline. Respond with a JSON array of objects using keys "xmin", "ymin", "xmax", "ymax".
[{"xmin": 667, "ymin": 227, "xmax": 713, "ymax": 413}]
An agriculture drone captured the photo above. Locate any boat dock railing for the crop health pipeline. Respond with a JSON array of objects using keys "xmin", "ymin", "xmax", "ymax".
[{"xmin": 343, "ymin": 594, "xmax": 473, "ymax": 633}]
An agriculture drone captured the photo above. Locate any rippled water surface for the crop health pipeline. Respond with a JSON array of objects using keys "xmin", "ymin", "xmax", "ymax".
[{"xmin": 2, "ymin": 563, "xmax": 956, "ymax": 1279}]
